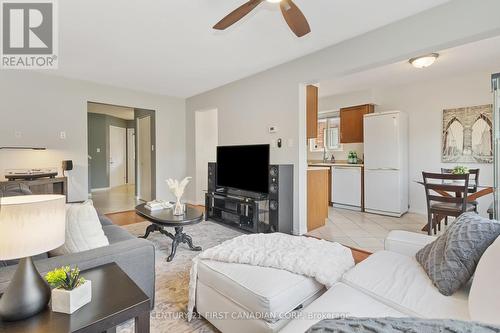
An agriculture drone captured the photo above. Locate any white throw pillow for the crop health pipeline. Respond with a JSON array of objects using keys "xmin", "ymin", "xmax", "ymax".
[{"xmin": 50, "ymin": 200, "xmax": 109, "ymax": 256}]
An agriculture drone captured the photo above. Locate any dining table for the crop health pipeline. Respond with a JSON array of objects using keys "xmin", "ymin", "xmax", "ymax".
[{"xmin": 414, "ymin": 178, "xmax": 494, "ymax": 232}]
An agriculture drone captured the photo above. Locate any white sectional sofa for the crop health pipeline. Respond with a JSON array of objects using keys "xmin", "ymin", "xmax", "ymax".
[{"xmin": 195, "ymin": 230, "xmax": 500, "ymax": 332}]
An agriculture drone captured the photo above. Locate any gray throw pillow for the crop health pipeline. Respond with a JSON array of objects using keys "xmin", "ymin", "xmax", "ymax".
[{"xmin": 416, "ymin": 212, "xmax": 500, "ymax": 296}]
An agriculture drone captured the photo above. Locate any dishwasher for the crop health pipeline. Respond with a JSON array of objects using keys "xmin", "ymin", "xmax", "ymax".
[{"xmin": 331, "ymin": 166, "xmax": 362, "ymax": 211}]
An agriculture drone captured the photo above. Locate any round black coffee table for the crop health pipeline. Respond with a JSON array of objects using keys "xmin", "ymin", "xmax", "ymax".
[{"xmin": 135, "ymin": 204, "xmax": 203, "ymax": 262}]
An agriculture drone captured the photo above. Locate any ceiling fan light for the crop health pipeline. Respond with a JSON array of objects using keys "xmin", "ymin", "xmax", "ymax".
[
  {"xmin": 409, "ymin": 53, "xmax": 439, "ymax": 68},
  {"xmin": 266, "ymin": 0, "xmax": 282, "ymax": 3}
]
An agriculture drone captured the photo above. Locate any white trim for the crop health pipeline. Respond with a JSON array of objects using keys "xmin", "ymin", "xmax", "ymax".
[{"xmin": 90, "ymin": 187, "xmax": 111, "ymax": 192}]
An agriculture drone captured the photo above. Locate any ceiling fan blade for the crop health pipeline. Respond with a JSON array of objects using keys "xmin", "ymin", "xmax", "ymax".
[
  {"xmin": 280, "ymin": 0, "xmax": 311, "ymax": 37},
  {"xmin": 213, "ymin": 0, "xmax": 263, "ymax": 30}
]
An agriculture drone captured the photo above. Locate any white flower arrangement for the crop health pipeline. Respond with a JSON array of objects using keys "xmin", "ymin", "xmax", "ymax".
[{"xmin": 166, "ymin": 177, "xmax": 191, "ymax": 215}]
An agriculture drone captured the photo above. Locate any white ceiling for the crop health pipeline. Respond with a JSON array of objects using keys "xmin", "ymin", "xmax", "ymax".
[
  {"xmin": 54, "ymin": 0, "xmax": 451, "ymax": 98},
  {"xmin": 319, "ymin": 35, "xmax": 500, "ymax": 97},
  {"xmin": 87, "ymin": 103, "xmax": 135, "ymax": 120}
]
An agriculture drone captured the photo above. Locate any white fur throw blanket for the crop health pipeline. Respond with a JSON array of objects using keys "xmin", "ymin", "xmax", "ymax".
[{"xmin": 187, "ymin": 233, "xmax": 355, "ymax": 321}]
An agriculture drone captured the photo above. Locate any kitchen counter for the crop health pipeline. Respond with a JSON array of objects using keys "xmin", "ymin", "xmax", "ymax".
[
  {"xmin": 308, "ymin": 161, "xmax": 364, "ymax": 167},
  {"xmin": 307, "ymin": 166, "xmax": 331, "ymax": 171}
]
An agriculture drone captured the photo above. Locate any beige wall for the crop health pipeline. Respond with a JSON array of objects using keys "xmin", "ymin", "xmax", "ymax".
[{"xmin": 0, "ymin": 71, "xmax": 186, "ymax": 203}]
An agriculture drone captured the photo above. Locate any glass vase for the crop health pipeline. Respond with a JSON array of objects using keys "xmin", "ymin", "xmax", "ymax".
[{"xmin": 173, "ymin": 198, "xmax": 184, "ymax": 216}]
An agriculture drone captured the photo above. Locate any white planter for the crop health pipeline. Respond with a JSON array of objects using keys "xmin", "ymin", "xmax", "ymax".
[{"xmin": 51, "ymin": 280, "xmax": 92, "ymax": 314}]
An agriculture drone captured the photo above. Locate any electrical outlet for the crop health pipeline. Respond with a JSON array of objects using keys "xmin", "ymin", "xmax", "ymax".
[
  {"xmin": 14, "ymin": 131, "xmax": 22, "ymax": 138},
  {"xmin": 60, "ymin": 131, "xmax": 66, "ymax": 139}
]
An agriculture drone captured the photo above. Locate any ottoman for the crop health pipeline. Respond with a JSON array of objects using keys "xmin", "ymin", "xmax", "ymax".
[{"xmin": 195, "ymin": 259, "xmax": 326, "ymax": 333}]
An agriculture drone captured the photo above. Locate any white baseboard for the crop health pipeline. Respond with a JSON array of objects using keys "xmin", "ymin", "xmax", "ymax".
[{"xmin": 91, "ymin": 187, "xmax": 111, "ymax": 192}]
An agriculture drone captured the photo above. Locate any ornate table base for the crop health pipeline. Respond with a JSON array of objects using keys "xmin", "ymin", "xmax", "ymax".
[{"xmin": 140, "ymin": 224, "xmax": 202, "ymax": 262}]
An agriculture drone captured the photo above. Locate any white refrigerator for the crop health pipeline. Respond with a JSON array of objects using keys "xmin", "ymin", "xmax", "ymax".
[{"xmin": 364, "ymin": 111, "xmax": 409, "ymax": 217}]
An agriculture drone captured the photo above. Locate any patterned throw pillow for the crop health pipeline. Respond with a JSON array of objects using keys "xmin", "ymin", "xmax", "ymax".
[{"xmin": 416, "ymin": 213, "xmax": 500, "ymax": 296}]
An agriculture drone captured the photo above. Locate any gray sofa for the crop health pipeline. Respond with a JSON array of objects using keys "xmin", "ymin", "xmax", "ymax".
[{"xmin": 0, "ymin": 184, "xmax": 156, "ymax": 308}]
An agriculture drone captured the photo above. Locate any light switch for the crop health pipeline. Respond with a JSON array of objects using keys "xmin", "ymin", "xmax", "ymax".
[
  {"xmin": 60, "ymin": 131, "xmax": 66, "ymax": 139},
  {"xmin": 15, "ymin": 131, "xmax": 22, "ymax": 138},
  {"xmin": 96, "ymin": 148, "xmax": 101, "ymax": 153}
]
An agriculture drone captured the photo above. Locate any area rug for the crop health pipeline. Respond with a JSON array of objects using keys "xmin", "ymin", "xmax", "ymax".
[{"xmin": 117, "ymin": 220, "xmax": 243, "ymax": 333}]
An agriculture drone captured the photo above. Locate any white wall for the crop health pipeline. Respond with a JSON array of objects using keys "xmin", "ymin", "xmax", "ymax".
[
  {"xmin": 0, "ymin": 71, "xmax": 186, "ymax": 203},
  {"xmin": 186, "ymin": 0, "xmax": 500, "ymax": 234},
  {"xmin": 319, "ymin": 70, "xmax": 496, "ymax": 216},
  {"xmin": 195, "ymin": 109, "xmax": 218, "ymax": 205}
]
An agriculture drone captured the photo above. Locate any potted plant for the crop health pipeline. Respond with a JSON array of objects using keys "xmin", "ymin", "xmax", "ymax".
[
  {"xmin": 452, "ymin": 166, "xmax": 469, "ymax": 175},
  {"xmin": 45, "ymin": 266, "xmax": 91, "ymax": 314},
  {"xmin": 348, "ymin": 151, "xmax": 358, "ymax": 164}
]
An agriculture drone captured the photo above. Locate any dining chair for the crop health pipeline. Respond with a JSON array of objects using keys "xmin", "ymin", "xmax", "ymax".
[
  {"xmin": 441, "ymin": 168, "xmax": 479, "ymax": 213},
  {"xmin": 423, "ymin": 172, "xmax": 475, "ymax": 235}
]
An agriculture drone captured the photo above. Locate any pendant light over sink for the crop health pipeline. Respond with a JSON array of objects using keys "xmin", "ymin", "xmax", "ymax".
[{"xmin": 213, "ymin": 0, "xmax": 311, "ymax": 37}]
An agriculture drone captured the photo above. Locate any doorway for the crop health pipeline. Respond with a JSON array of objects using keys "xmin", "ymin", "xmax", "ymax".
[
  {"xmin": 195, "ymin": 109, "xmax": 218, "ymax": 205},
  {"xmin": 109, "ymin": 125, "xmax": 127, "ymax": 188},
  {"xmin": 87, "ymin": 102, "xmax": 156, "ymax": 214}
]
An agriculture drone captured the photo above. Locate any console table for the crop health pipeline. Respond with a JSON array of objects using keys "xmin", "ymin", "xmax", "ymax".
[{"xmin": 0, "ymin": 177, "xmax": 67, "ymax": 199}]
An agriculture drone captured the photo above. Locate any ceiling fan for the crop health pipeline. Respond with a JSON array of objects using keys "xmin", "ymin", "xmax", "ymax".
[{"xmin": 213, "ymin": 0, "xmax": 311, "ymax": 37}]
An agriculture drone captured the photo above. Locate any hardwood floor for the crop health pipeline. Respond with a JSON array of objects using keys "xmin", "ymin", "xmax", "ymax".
[{"xmin": 105, "ymin": 210, "xmax": 145, "ymax": 226}]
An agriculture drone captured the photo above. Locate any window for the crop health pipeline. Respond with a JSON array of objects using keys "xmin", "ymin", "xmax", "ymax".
[{"xmin": 309, "ymin": 117, "xmax": 342, "ymax": 152}]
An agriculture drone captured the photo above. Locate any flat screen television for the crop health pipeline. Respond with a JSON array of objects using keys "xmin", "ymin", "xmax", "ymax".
[{"xmin": 216, "ymin": 144, "xmax": 270, "ymax": 194}]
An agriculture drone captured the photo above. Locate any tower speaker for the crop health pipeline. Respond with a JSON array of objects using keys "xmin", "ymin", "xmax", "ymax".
[
  {"xmin": 268, "ymin": 165, "xmax": 293, "ymax": 234},
  {"xmin": 208, "ymin": 162, "xmax": 217, "ymax": 193}
]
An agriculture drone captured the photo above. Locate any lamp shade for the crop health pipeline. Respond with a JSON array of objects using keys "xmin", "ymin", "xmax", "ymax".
[{"xmin": 0, "ymin": 195, "xmax": 66, "ymax": 260}]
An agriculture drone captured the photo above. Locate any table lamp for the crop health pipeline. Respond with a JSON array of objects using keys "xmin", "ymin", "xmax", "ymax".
[{"xmin": 0, "ymin": 195, "xmax": 66, "ymax": 321}]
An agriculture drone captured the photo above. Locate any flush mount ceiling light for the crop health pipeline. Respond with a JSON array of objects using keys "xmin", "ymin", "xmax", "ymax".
[
  {"xmin": 409, "ymin": 53, "xmax": 439, "ymax": 69},
  {"xmin": 213, "ymin": 0, "xmax": 311, "ymax": 37}
]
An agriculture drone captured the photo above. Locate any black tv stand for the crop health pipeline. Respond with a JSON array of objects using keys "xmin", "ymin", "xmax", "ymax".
[{"xmin": 205, "ymin": 189, "xmax": 272, "ymax": 233}]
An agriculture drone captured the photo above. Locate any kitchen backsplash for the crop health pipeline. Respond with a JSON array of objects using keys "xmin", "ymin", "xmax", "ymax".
[{"xmin": 308, "ymin": 143, "xmax": 364, "ymax": 162}]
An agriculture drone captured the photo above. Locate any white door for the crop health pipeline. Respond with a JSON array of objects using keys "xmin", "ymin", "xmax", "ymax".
[
  {"xmin": 332, "ymin": 167, "xmax": 362, "ymax": 208},
  {"xmin": 109, "ymin": 126, "xmax": 127, "ymax": 187},
  {"xmin": 127, "ymin": 128, "xmax": 135, "ymax": 184},
  {"xmin": 364, "ymin": 169, "xmax": 401, "ymax": 215},
  {"xmin": 195, "ymin": 109, "xmax": 218, "ymax": 205},
  {"xmin": 137, "ymin": 116, "xmax": 152, "ymax": 201},
  {"xmin": 364, "ymin": 113, "xmax": 400, "ymax": 169}
]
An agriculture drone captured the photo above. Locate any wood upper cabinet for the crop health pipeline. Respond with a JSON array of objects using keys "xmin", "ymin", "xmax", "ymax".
[
  {"xmin": 306, "ymin": 85, "xmax": 318, "ymax": 139},
  {"xmin": 340, "ymin": 104, "xmax": 374, "ymax": 143}
]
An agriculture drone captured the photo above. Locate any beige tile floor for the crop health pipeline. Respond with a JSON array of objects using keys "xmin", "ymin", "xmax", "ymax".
[
  {"xmin": 90, "ymin": 184, "xmax": 142, "ymax": 214},
  {"xmin": 307, "ymin": 207, "xmax": 445, "ymax": 252}
]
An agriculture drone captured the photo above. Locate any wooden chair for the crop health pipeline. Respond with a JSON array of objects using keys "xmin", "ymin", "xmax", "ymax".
[
  {"xmin": 423, "ymin": 172, "xmax": 476, "ymax": 235},
  {"xmin": 441, "ymin": 168, "xmax": 479, "ymax": 213}
]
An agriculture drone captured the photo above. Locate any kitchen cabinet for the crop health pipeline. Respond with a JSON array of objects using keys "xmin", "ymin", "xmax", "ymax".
[
  {"xmin": 340, "ymin": 104, "xmax": 374, "ymax": 143},
  {"xmin": 307, "ymin": 167, "xmax": 329, "ymax": 232},
  {"xmin": 306, "ymin": 85, "xmax": 318, "ymax": 140},
  {"xmin": 332, "ymin": 166, "xmax": 363, "ymax": 211}
]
